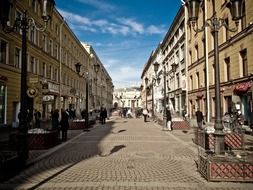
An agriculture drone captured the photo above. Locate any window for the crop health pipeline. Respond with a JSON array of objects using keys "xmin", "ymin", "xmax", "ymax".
[
  {"xmin": 240, "ymin": 49, "xmax": 248, "ymax": 77},
  {"xmin": 48, "ymin": 65, "xmax": 52, "ymax": 79},
  {"xmin": 15, "ymin": 47, "xmax": 21, "ymax": 68},
  {"xmin": 42, "ymin": 35, "xmax": 47, "ymax": 51},
  {"xmin": 15, "ymin": 10, "xmax": 22, "ymax": 34},
  {"xmin": 189, "ymin": 50, "xmax": 192, "ymax": 65},
  {"xmin": 212, "ymin": 0, "xmax": 215, "ymax": 15},
  {"xmin": 42, "ymin": 62, "xmax": 46, "ymax": 77},
  {"xmin": 195, "ymin": 45, "xmax": 199, "ymax": 61},
  {"xmin": 0, "ymin": 40, "xmax": 8, "ymax": 65},
  {"xmin": 196, "ymin": 72, "xmax": 200, "ymax": 88},
  {"xmin": 30, "ymin": 56, "xmax": 35, "ymax": 73},
  {"xmin": 224, "ymin": 18, "xmax": 229, "ymax": 42},
  {"xmin": 49, "ymin": 39, "xmax": 53, "ymax": 55},
  {"xmin": 224, "ymin": 57, "xmax": 230, "ymax": 81},
  {"xmin": 54, "ymin": 44, "xmax": 58, "ymax": 59},
  {"xmin": 32, "ymin": 0, "xmax": 36, "ymax": 12},
  {"xmin": 30, "ymin": 25, "xmax": 36, "ymax": 43},
  {"xmin": 180, "ymin": 44, "xmax": 185, "ymax": 61},
  {"xmin": 176, "ymin": 73, "xmax": 179, "ymax": 89},
  {"xmin": 190, "ymin": 75, "xmax": 193, "ymax": 90}
]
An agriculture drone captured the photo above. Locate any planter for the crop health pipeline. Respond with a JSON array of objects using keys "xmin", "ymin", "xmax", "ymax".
[
  {"xmin": 195, "ymin": 130, "xmax": 243, "ymax": 150},
  {"xmin": 28, "ymin": 130, "xmax": 59, "ymax": 150},
  {"xmin": 198, "ymin": 155, "xmax": 253, "ymax": 182}
]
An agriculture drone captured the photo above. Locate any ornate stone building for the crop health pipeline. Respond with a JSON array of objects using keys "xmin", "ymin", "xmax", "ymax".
[
  {"xmin": 0, "ymin": 0, "xmax": 113, "ymax": 127},
  {"xmin": 186, "ymin": 0, "xmax": 253, "ymax": 125}
]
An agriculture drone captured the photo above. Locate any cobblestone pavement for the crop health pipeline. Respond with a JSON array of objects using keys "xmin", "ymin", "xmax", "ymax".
[{"xmin": 0, "ymin": 117, "xmax": 252, "ymax": 190}]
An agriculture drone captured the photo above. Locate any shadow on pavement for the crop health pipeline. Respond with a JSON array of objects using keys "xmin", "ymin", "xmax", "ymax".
[{"xmin": 1, "ymin": 118, "xmax": 127, "ymax": 189}]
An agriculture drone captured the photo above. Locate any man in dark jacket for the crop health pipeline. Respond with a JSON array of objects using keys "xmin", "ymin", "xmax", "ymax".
[
  {"xmin": 166, "ymin": 108, "xmax": 172, "ymax": 131},
  {"xmin": 100, "ymin": 107, "xmax": 107, "ymax": 124},
  {"xmin": 195, "ymin": 108, "xmax": 204, "ymax": 129},
  {"xmin": 60, "ymin": 109, "xmax": 69, "ymax": 141}
]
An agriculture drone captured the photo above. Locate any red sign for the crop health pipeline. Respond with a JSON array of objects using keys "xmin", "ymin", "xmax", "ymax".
[{"xmin": 234, "ymin": 82, "xmax": 251, "ymax": 93}]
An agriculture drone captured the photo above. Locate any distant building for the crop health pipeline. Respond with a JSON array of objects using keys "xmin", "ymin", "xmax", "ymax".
[{"xmin": 113, "ymin": 87, "xmax": 141, "ymax": 109}]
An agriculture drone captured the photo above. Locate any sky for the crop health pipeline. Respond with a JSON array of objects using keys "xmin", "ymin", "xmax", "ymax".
[{"xmin": 55, "ymin": 0, "xmax": 182, "ymax": 88}]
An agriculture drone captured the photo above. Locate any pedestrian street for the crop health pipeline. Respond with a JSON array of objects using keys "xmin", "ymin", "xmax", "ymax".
[{"xmin": 0, "ymin": 116, "xmax": 252, "ymax": 190}]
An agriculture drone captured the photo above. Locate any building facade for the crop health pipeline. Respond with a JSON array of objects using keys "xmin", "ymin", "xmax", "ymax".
[
  {"xmin": 141, "ymin": 6, "xmax": 186, "ymax": 118},
  {"xmin": 186, "ymin": 0, "xmax": 253, "ymax": 125},
  {"xmin": 0, "ymin": 0, "xmax": 113, "ymax": 127}
]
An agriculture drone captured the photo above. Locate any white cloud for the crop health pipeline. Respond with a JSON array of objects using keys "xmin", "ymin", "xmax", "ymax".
[
  {"xmin": 147, "ymin": 25, "xmax": 165, "ymax": 34},
  {"xmin": 76, "ymin": 0, "xmax": 116, "ymax": 12},
  {"xmin": 59, "ymin": 9, "xmax": 165, "ymax": 37},
  {"xmin": 118, "ymin": 18, "xmax": 144, "ymax": 34}
]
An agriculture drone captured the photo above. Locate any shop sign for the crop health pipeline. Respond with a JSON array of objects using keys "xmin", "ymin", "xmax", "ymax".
[
  {"xmin": 234, "ymin": 82, "xmax": 251, "ymax": 94},
  {"xmin": 48, "ymin": 82, "xmax": 59, "ymax": 93},
  {"xmin": 43, "ymin": 95, "xmax": 54, "ymax": 101},
  {"xmin": 27, "ymin": 87, "xmax": 38, "ymax": 98}
]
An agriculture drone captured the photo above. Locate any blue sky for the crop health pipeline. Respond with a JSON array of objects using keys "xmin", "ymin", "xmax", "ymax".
[{"xmin": 56, "ymin": 0, "xmax": 181, "ymax": 88}]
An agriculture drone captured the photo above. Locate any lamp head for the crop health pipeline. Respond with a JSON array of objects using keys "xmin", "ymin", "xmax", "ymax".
[
  {"xmin": 40, "ymin": 0, "xmax": 55, "ymax": 22},
  {"xmin": 227, "ymin": 0, "xmax": 243, "ymax": 21},
  {"xmin": 145, "ymin": 77, "xmax": 149, "ymax": 85},
  {"xmin": 153, "ymin": 61, "xmax": 159, "ymax": 74},
  {"xmin": 157, "ymin": 77, "xmax": 161, "ymax": 85},
  {"xmin": 94, "ymin": 64, "xmax": 100, "ymax": 72},
  {"xmin": 185, "ymin": 0, "xmax": 201, "ymax": 22}
]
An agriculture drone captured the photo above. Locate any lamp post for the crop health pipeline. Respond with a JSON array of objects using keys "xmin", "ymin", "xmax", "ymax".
[
  {"xmin": 153, "ymin": 61, "xmax": 176, "ymax": 130},
  {"xmin": 0, "ymin": 0, "xmax": 55, "ymax": 161},
  {"xmin": 75, "ymin": 54, "xmax": 94, "ymax": 131},
  {"xmin": 145, "ymin": 77, "xmax": 149, "ymax": 109},
  {"xmin": 185, "ymin": 0, "xmax": 243, "ymax": 155},
  {"xmin": 94, "ymin": 64, "xmax": 100, "ymax": 109}
]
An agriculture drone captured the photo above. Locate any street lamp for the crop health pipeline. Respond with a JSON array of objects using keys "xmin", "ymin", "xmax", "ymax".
[
  {"xmin": 0, "ymin": 0, "xmax": 55, "ymax": 162},
  {"xmin": 145, "ymin": 77, "xmax": 149, "ymax": 109},
  {"xmin": 185, "ymin": 0, "xmax": 243, "ymax": 155},
  {"xmin": 75, "ymin": 54, "xmax": 94, "ymax": 132},
  {"xmin": 94, "ymin": 63, "xmax": 100, "ymax": 109},
  {"xmin": 153, "ymin": 61, "xmax": 176, "ymax": 130}
]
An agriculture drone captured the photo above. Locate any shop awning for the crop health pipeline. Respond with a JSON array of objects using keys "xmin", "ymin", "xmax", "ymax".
[{"xmin": 234, "ymin": 82, "xmax": 251, "ymax": 94}]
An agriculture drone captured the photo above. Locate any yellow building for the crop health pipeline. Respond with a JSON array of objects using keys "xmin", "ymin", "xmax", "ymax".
[
  {"xmin": 0, "ymin": 0, "xmax": 113, "ymax": 127},
  {"xmin": 186, "ymin": 0, "xmax": 253, "ymax": 125}
]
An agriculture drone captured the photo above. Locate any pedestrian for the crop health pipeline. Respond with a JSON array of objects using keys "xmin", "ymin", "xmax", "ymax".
[
  {"xmin": 51, "ymin": 109, "xmax": 59, "ymax": 130},
  {"xmin": 142, "ymin": 108, "xmax": 149, "ymax": 122},
  {"xmin": 81, "ymin": 109, "xmax": 86, "ymax": 119},
  {"xmin": 60, "ymin": 109, "xmax": 69, "ymax": 141},
  {"xmin": 166, "ymin": 108, "xmax": 172, "ymax": 131},
  {"xmin": 100, "ymin": 107, "xmax": 107, "ymax": 124},
  {"xmin": 195, "ymin": 108, "xmax": 204, "ymax": 129},
  {"xmin": 34, "ymin": 109, "xmax": 41, "ymax": 128}
]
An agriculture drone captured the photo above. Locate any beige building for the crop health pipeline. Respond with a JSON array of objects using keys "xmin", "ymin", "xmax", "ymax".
[
  {"xmin": 113, "ymin": 87, "xmax": 141, "ymax": 109},
  {"xmin": 0, "ymin": 0, "xmax": 113, "ymax": 127},
  {"xmin": 186, "ymin": 0, "xmax": 253, "ymax": 125}
]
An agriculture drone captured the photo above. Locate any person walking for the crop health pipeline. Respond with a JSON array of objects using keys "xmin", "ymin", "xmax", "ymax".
[
  {"xmin": 60, "ymin": 109, "xmax": 69, "ymax": 141},
  {"xmin": 142, "ymin": 108, "xmax": 149, "ymax": 122},
  {"xmin": 51, "ymin": 109, "xmax": 59, "ymax": 130},
  {"xmin": 100, "ymin": 107, "xmax": 107, "ymax": 124},
  {"xmin": 34, "ymin": 109, "xmax": 41, "ymax": 128},
  {"xmin": 166, "ymin": 108, "xmax": 172, "ymax": 131},
  {"xmin": 195, "ymin": 108, "xmax": 204, "ymax": 129}
]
